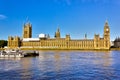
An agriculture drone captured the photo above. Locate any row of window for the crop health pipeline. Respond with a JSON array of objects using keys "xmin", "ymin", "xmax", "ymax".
[
  {"xmin": 8, "ymin": 42, "xmax": 19, "ymax": 47},
  {"xmin": 9, "ymin": 41, "xmax": 108, "ymax": 48},
  {"xmin": 22, "ymin": 42, "xmax": 95, "ymax": 48},
  {"xmin": 22, "ymin": 42, "xmax": 40, "ymax": 46}
]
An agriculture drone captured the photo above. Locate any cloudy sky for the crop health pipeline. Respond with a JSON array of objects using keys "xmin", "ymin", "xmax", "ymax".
[{"xmin": 0, "ymin": 0, "xmax": 120, "ymax": 40}]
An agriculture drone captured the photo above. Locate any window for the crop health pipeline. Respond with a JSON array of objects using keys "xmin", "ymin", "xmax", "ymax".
[{"xmin": 25, "ymin": 31, "xmax": 27, "ymax": 34}]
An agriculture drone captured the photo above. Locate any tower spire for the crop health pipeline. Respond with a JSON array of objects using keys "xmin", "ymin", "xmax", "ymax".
[
  {"xmin": 54, "ymin": 25, "xmax": 61, "ymax": 39},
  {"xmin": 85, "ymin": 33, "xmax": 87, "ymax": 39},
  {"xmin": 105, "ymin": 19, "xmax": 109, "ymax": 27},
  {"xmin": 57, "ymin": 24, "xmax": 60, "ymax": 32}
]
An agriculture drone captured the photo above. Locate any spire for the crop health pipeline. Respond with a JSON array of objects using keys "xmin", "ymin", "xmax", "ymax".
[
  {"xmin": 105, "ymin": 19, "xmax": 109, "ymax": 27},
  {"xmin": 55, "ymin": 25, "xmax": 61, "ymax": 39},
  {"xmin": 54, "ymin": 32, "xmax": 56, "ymax": 38},
  {"xmin": 57, "ymin": 25, "xmax": 60, "ymax": 32},
  {"xmin": 57, "ymin": 28, "xmax": 60, "ymax": 32},
  {"xmin": 85, "ymin": 33, "xmax": 87, "ymax": 39}
]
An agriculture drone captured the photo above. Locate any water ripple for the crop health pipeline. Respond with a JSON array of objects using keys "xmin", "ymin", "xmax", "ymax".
[{"xmin": 0, "ymin": 51, "xmax": 120, "ymax": 80}]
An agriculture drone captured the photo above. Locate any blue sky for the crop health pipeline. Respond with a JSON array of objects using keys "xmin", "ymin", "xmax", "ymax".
[{"xmin": 0, "ymin": 0, "xmax": 120, "ymax": 41}]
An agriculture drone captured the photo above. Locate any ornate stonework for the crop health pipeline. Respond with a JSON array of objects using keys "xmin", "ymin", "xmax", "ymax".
[{"xmin": 8, "ymin": 21, "xmax": 110, "ymax": 50}]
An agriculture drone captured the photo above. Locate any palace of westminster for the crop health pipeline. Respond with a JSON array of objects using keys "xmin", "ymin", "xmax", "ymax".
[{"xmin": 7, "ymin": 21, "xmax": 110, "ymax": 50}]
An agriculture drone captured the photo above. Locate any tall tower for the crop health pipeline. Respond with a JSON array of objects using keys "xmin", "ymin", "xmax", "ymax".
[
  {"xmin": 104, "ymin": 20, "xmax": 110, "ymax": 49},
  {"xmin": 8, "ymin": 36, "xmax": 20, "ymax": 48},
  {"xmin": 55, "ymin": 28, "xmax": 61, "ymax": 39},
  {"xmin": 23, "ymin": 22, "xmax": 32, "ymax": 38}
]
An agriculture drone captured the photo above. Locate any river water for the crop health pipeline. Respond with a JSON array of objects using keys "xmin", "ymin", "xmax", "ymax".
[{"xmin": 0, "ymin": 51, "xmax": 120, "ymax": 80}]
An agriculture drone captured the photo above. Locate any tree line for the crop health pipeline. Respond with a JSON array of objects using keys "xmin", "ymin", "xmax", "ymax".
[{"xmin": 0, "ymin": 40, "xmax": 7, "ymax": 48}]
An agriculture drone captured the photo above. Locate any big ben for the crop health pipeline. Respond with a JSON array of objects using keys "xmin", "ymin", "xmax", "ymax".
[{"xmin": 104, "ymin": 20, "xmax": 110, "ymax": 49}]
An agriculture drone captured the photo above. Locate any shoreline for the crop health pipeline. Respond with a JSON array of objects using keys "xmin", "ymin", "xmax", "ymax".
[{"xmin": 1, "ymin": 48, "xmax": 120, "ymax": 51}]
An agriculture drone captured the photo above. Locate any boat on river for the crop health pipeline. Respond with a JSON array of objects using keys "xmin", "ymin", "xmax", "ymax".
[{"xmin": 0, "ymin": 49, "xmax": 24, "ymax": 58}]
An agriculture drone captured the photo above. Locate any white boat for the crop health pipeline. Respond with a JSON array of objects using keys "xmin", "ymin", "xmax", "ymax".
[{"xmin": 0, "ymin": 50, "xmax": 24, "ymax": 58}]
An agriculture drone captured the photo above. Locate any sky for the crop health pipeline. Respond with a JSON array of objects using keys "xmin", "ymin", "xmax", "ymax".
[{"xmin": 0, "ymin": 0, "xmax": 120, "ymax": 41}]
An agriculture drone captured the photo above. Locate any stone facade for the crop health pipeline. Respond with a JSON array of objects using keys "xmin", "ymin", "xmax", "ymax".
[
  {"xmin": 23, "ymin": 22, "xmax": 32, "ymax": 38},
  {"xmin": 8, "ymin": 36, "xmax": 20, "ymax": 48},
  {"xmin": 8, "ymin": 21, "xmax": 110, "ymax": 50}
]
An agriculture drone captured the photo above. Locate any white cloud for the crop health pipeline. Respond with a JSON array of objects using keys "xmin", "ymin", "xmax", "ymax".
[{"xmin": 0, "ymin": 14, "xmax": 7, "ymax": 20}]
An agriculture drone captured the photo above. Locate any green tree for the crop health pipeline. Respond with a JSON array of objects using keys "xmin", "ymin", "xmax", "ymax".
[{"xmin": 0, "ymin": 40, "xmax": 7, "ymax": 48}]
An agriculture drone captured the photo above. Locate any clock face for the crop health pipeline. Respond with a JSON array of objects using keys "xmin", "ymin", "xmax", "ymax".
[{"xmin": 106, "ymin": 28, "xmax": 109, "ymax": 31}]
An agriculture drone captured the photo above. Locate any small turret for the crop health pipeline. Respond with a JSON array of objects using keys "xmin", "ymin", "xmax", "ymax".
[{"xmin": 65, "ymin": 34, "xmax": 70, "ymax": 41}]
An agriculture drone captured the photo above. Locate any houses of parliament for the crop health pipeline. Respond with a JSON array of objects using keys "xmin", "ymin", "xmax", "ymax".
[{"xmin": 7, "ymin": 21, "xmax": 110, "ymax": 50}]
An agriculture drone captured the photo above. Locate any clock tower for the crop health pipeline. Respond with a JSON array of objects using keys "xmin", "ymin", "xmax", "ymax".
[{"xmin": 104, "ymin": 20, "xmax": 110, "ymax": 49}]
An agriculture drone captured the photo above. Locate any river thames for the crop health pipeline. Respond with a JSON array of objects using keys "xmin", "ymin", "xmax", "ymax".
[{"xmin": 0, "ymin": 51, "xmax": 120, "ymax": 80}]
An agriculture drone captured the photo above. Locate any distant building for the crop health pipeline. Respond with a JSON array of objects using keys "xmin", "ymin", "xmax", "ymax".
[
  {"xmin": 114, "ymin": 38, "xmax": 120, "ymax": 48},
  {"xmin": 8, "ymin": 20, "xmax": 110, "ymax": 50}
]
